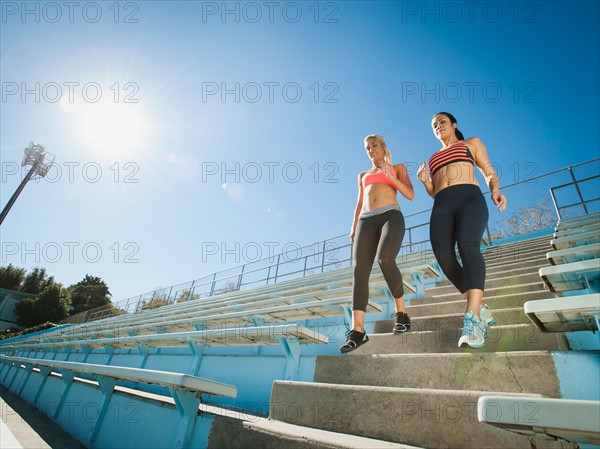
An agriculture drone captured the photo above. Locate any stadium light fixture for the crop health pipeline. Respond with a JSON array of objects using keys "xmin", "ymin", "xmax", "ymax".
[{"xmin": 0, "ymin": 141, "xmax": 55, "ymax": 225}]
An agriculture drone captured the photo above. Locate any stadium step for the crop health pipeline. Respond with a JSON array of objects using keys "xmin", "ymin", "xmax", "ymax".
[
  {"xmin": 428, "ymin": 272, "xmax": 544, "ymax": 296},
  {"xmin": 376, "ymin": 307, "xmax": 530, "ymax": 333},
  {"xmin": 231, "ymin": 234, "xmax": 570, "ymax": 449},
  {"xmin": 485, "ymin": 254, "xmax": 549, "ymax": 272},
  {"xmin": 434, "ymin": 261, "xmax": 549, "ymax": 284},
  {"xmin": 313, "ymin": 351, "xmax": 562, "ymax": 398},
  {"xmin": 483, "ymin": 246, "xmax": 549, "ymax": 266},
  {"xmin": 346, "ymin": 324, "xmax": 568, "ymax": 354},
  {"xmin": 484, "ymin": 239, "xmax": 551, "ymax": 253},
  {"xmin": 269, "ymin": 381, "xmax": 567, "ymax": 449},
  {"xmin": 206, "ymin": 408, "xmax": 421, "ymax": 449},
  {"xmin": 409, "ymin": 289, "xmax": 553, "ymax": 307},
  {"xmin": 406, "ymin": 291, "xmax": 551, "ymax": 316},
  {"xmin": 420, "ymin": 280, "xmax": 547, "ymax": 304},
  {"xmin": 484, "ymin": 239, "xmax": 550, "ymax": 255},
  {"xmin": 251, "ymin": 235, "xmax": 573, "ymax": 449},
  {"xmin": 484, "ymin": 243, "xmax": 548, "ymax": 260}
]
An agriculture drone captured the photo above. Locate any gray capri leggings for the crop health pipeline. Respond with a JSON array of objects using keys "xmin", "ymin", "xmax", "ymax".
[{"xmin": 352, "ymin": 207, "xmax": 406, "ymax": 312}]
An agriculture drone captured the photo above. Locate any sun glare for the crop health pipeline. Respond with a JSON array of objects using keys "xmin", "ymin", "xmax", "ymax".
[{"xmin": 78, "ymin": 102, "xmax": 148, "ymax": 155}]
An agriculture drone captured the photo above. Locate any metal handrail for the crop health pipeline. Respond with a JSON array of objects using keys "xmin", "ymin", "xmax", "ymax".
[{"xmin": 550, "ymin": 173, "xmax": 600, "ymax": 220}]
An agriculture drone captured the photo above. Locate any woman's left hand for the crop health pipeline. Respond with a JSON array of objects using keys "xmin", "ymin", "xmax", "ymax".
[{"xmin": 492, "ymin": 191, "xmax": 507, "ymax": 212}]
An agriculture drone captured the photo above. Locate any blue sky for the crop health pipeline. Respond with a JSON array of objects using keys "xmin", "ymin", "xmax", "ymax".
[{"xmin": 1, "ymin": 1, "xmax": 599, "ymax": 303}]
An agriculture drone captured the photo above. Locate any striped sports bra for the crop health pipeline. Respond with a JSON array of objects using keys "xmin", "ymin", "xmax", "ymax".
[
  {"xmin": 428, "ymin": 141, "xmax": 475, "ymax": 176},
  {"xmin": 362, "ymin": 168, "xmax": 398, "ymax": 190}
]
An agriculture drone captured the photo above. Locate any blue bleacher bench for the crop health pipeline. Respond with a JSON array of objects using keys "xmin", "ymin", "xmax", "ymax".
[
  {"xmin": 546, "ymin": 243, "xmax": 600, "ymax": 265},
  {"xmin": 555, "ymin": 212, "xmax": 600, "ymax": 232},
  {"xmin": 550, "ymin": 230, "xmax": 600, "ymax": 251},
  {"xmin": 478, "ymin": 395, "xmax": 600, "ymax": 446},
  {"xmin": 0, "ymin": 355, "xmax": 237, "ymax": 448},
  {"xmin": 524, "ymin": 293, "xmax": 600, "ymax": 333},
  {"xmin": 1, "ymin": 324, "xmax": 329, "ymax": 382},
  {"xmin": 539, "ymin": 259, "xmax": 600, "ymax": 293},
  {"xmin": 553, "ymin": 223, "xmax": 600, "ymax": 239}
]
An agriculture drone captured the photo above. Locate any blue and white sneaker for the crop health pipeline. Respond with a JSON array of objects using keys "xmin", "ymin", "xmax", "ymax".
[
  {"xmin": 479, "ymin": 304, "xmax": 496, "ymax": 338},
  {"xmin": 458, "ymin": 311, "xmax": 486, "ymax": 349}
]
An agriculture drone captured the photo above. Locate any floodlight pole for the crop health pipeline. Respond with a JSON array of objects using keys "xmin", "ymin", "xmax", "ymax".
[
  {"xmin": 0, "ymin": 164, "xmax": 39, "ymax": 226},
  {"xmin": 0, "ymin": 142, "xmax": 50, "ymax": 226}
]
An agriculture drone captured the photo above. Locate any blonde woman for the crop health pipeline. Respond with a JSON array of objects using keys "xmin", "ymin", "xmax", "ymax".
[{"xmin": 341, "ymin": 135, "xmax": 414, "ymax": 353}]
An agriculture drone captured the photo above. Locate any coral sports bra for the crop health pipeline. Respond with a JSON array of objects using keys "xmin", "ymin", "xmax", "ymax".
[
  {"xmin": 429, "ymin": 141, "xmax": 475, "ymax": 176},
  {"xmin": 362, "ymin": 168, "xmax": 398, "ymax": 190}
]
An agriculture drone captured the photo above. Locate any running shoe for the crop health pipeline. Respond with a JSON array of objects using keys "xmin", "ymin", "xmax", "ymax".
[
  {"xmin": 479, "ymin": 304, "xmax": 496, "ymax": 337},
  {"xmin": 458, "ymin": 311, "xmax": 486, "ymax": 349},
  {"xmin": 340, "ymin": 329, "xmax": 369, "ymax": 353},
  {"xmin": 393, "ymin": 312, "xmax": 411, "ymax": 333}
]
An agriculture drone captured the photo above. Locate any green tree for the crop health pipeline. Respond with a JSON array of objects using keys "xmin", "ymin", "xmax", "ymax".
[
  {"xmin": 0, "ymin": 264, "xmax": 26, "ymax": 291},
  {"xmin": 36, "ymin": 284, "xmax": 70, "ymax": 325},
  {"xmin": 15, "ymin": 298, "xmax": 37, "ymax": 328},
  {"xmin": 68, "ymin": 275, "xmax": 112, "ymax": 315},
  {"xmin": 20, "ymin": 267, "xmax": 55, "ymax": 295},
  {"xmin": 16, "ymin": 284, "xmax": 70, "ymax": 327}
]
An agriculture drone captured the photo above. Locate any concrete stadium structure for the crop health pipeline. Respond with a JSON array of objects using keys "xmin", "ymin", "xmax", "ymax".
[{"xmin": 1, "ymin": 163, "xmax": 599, "ymax": 448}]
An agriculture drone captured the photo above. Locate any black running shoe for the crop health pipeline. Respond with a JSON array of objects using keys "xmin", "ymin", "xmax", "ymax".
[
  {"xmin": 393, "ymin": 312, "xmax": 411, "ymax": 333},
  {"xmin": 340, "ymin": 330, "xmax": 369, "ymax": 353}
]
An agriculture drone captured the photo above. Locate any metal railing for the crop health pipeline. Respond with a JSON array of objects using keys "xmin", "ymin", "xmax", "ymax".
[
  {"xmin": 550, "ymin": 171, "xmax": 600, "ymax": 220},
  {"xmin": 80, "ymin": 157, "xmax": 599, "ymax": 322}
]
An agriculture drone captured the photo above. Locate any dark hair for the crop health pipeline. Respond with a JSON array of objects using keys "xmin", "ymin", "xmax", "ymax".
[{"xmin": 433, "ymin": 112, "xmax": 465, "ymax": 141}]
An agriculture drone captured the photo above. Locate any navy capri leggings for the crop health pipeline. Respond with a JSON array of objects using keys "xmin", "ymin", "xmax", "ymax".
[
  {"xmin": 352, "ymin": 208, "xmax": 406, "ymax": 312},
  {"xmin": 429, "ymin": 184, "xmax": 489, "ymax": 293}
]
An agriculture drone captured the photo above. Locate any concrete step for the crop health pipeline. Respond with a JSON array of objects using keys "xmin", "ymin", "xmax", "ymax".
[
  {"xmin": 375, "ymin": 307, "xmax": 529, "ymax": 333},
  {"xmin": 485, "ymin": 253, "xmax": 549, "ymax": 271},
  {"xmin": 439, "ymin": 261, "xmax": 549, "ymax": 285},
  {"xmin": 482, "ymin": 245, "xmax": 552, "ymax": 264},
  {"xmin": 270, "ymin": 382, "xmax": 566, "ymax": 449},
  {"xmin": 424, "ymin": 281, "xmax": 547, "ymax": 303},
  {"xmin": 493, "ymin": 247, "xmax": 549, "ymax": 262},
  {"xmin": 429, "ymin": 273, "xmax": 543, "ymax": 296},
  {"xmin": 483, "ymin": 238, "xmax": 553, "ymax": 256},
  {"xmin": 206, "ymin": 415, "xmax": 420, "ymax": 449},
  {"xmin": 347, "ymin": 324, "xmax": 569, "ymax": 354},
  {"xmin": 484, "ymin": 233, "xmax": 552, "ymax": 250},
  {"xmin": 483, "ymin": 243, "xmax": 551, "ymax": 262},
  {"xmin": 429, "ymin": 243, "xmax": 549, "ymax": 271},
  {"xmin": 409, "ymin": 289, "xmax": 552, "ymax": 307},
  {"xmin": 314, "ymin": 351, "xmax": 561, "ymax": 398},
  {"xmin": 406, "ymin": 294, "xmax": 541, "ymax": 316}
]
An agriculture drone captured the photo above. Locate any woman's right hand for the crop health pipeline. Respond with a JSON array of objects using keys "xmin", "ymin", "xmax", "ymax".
[
  {"xmin": 349, "ymin": 231, "xmax": 355, "ymax": 244},
  {"xmin": 417, "ymin": 161, "xmax": 431, "ymax": 184}
]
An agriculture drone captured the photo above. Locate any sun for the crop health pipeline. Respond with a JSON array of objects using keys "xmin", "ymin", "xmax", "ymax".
[{"xmin": 77, "ymin": 101, "xmax": 149, "ymax": 156}]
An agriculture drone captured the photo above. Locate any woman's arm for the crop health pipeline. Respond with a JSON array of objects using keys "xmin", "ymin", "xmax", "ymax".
[
  {"xmin": 350, "ymin": 172, "xmax": 365, "ymax": 243},
  {"xmin": 468, "ymin": 136, "xmax": 507, "ymax": 212},
  {"xmin": 417, "ymin": 161, "xmax": 435, "ymax": 198},
  {"xmin": 390, "ymin": 163, "xmax": 415, "ymax": 201}
]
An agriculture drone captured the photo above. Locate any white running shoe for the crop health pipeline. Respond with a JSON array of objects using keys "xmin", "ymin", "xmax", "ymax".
[
  {"xmin": 458, "ymin": 311, "xmax": 486, "ymax": 349},
  {"xmin": 479, "ymin": 304, "xmax": 496, "ymax": 337}
]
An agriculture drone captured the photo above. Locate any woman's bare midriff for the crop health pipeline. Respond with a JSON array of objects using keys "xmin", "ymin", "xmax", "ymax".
[
  {"xmin": 361, "ymin": 183, "xmax": 399, "ymax": 212},
  {"xmin": 431, "ymin": 162, "xmax": 480, "ymax": 197}
]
